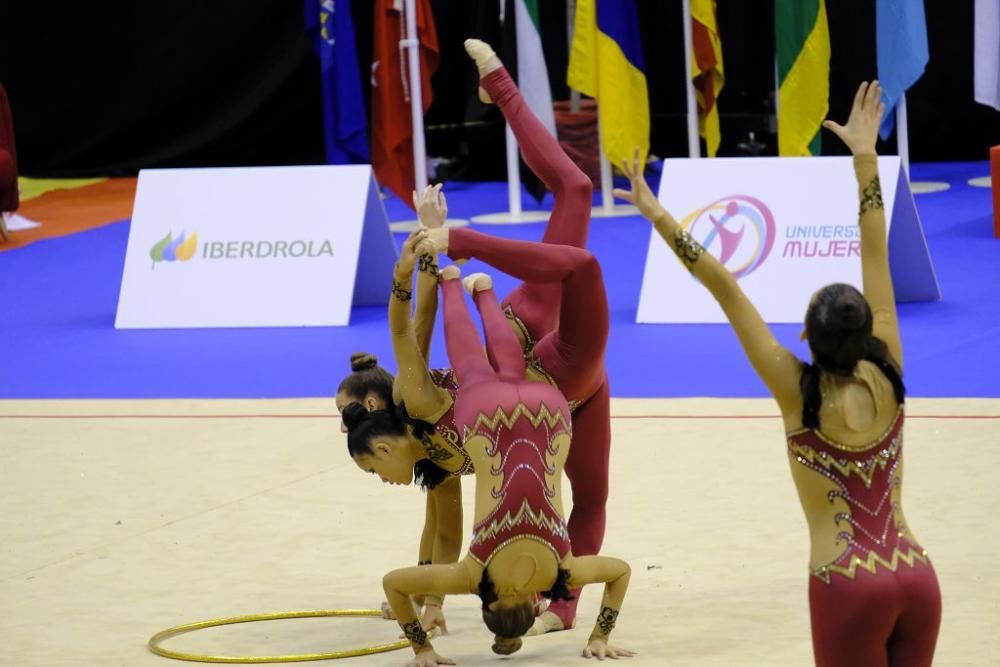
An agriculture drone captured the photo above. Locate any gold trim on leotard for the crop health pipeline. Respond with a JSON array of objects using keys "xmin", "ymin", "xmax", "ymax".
[
  {"xmin": 811, "ymin": 544, "xmax": 930, "ymax": 583},
  {"xmin": 468, "ymin": 498, "xmax": 570, "ymax": 567},
  {"xmin": 465, "ymin": 402, "xmax": 571, "ymax": 438},
  {"xmin": 787, "ymin": 405, "xmax": 904, "ymax": 453},
  {"xmin": 502, "ymin": 306, "xmax": 583, "ymax": 412}
]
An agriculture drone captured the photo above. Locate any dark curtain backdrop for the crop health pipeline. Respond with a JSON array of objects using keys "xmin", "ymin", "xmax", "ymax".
[{"xmin": 1, "ymin": 1, "xmax": 995, "ymax": 177}]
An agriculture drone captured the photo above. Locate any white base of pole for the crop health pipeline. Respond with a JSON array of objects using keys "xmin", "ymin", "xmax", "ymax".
[
  {"xmin": 389, "ymin": 218, "xmax": 470, "ymax": 232},
  {"xmin": 589, "ymin": 204, "xmax": 639, "ymax": 218},
  {"xmin": 469, "ymin": 210, "xmax": 552, "ymax": 225},
  {"xmin": 909, "ymin": 181, "xmax": 951, "ymax": 194},
  {"xmin": 969, "ymin": 176, "xmax": 992, "ymax": 188}
]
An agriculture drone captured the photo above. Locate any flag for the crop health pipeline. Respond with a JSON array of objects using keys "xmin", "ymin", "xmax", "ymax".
[
  {"xmin": 876, "ymin": 0, "xmax": 928, "ymax": 139},
  {"xmin": 305, "ymin": 0, "xmax": 369, "ymax": 164},
  {"xmin": 371, "ymin": 0, "xmax": 439, "ymax": 205},
  {"xmin": 568, "ymin": 0, "xmax": 649, "ymax": 168},
  {"xmin": 690, "ymin": 0, "xmax": 724, "ymax": 157},
  {"xmin": 975, "ymin": 0, "xmax": 1000, "ymax": 111},
  {"xmin": 502, "ymin": 0, "xmax": 556, "ymax": 201},
  {"xmin": 775, "ymin": 0, "xmax": 830, "ymax": 156}
]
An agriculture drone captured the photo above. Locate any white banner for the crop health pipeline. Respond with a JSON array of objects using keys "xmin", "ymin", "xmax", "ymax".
[
  {"xmin": 637, "ymin": 156, "xmax": 939, "ymax": 324},
  {"xmin": 115, "ymin": 165, "xmax": 395, "ymax": 329}
]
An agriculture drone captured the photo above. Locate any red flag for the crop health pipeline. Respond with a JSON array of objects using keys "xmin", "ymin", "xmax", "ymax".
[{"xmin": 371, "ymin": 0, "xmax": 439, "ymax": 207}]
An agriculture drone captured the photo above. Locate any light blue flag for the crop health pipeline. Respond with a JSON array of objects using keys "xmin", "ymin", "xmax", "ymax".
[{"xmin": 876, "ymin": 0, "xmax": 929, "ymax": 139}]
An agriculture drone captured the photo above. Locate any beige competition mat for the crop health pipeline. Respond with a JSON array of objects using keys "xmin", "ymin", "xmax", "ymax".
[{"xmin": 2, "ymin": 398, "xmax": 998, "ymax": 666}]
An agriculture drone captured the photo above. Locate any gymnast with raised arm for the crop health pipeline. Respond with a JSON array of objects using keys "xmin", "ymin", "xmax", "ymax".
[
  {"xmin": 373, "ymin": 265, "xmax": 630, "ymax": 666},
  {"xmin": 337, "ymin": 38, "xmax": 614, "ymax": 635},
  {"xmin": 615, "ymin": 81, "xmax": 941, "ymax": 666}
]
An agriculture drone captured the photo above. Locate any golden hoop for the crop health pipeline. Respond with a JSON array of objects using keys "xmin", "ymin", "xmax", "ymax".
[{"xmin": 147, "ymin": 609, "xmax": 411, "ymax": 663}]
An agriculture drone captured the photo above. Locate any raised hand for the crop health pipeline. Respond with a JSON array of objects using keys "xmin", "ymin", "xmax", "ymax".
[
  {"xmin": 413, "ymin": 184, "xmax": 448, "ymax": 229},
  {"xmin": 397, "ymin": 228, "xmax": 428, "ymax": 275},
  {"xmin": 822, "ymin": 81, "xmax": 885, "ymax": 156},
  {"xmin": 612, "ymin": 147, "xmax": 664, "ymax": 220},
  {"xmin": 414, "ymin": 227, "xmax": 448, "ymax": 257},
  {"xmin": 582, "ymin": 637, "xmax": 635, "ymax": 661}
]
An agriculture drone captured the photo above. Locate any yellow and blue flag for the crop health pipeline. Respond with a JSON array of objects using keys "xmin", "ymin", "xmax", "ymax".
[
  {"xmin": 568, "ymin": 0, "xmax": 649, "ymax": 169},
  {"xmin": 306, "ymin": 0, "xmax": 369, "ymax": 164}
]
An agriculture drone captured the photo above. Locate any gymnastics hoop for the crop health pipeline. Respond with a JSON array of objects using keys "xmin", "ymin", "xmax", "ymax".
[{"xmin": 147, "ymin": 609, "xmax": 411, "ymax": 663}]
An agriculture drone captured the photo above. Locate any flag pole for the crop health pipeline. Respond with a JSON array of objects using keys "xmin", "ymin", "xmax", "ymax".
[
  {"xmin": 470, "ymin": 0, "xmax": 549, "ymax": 224},
  {"xmin": 390, "ymin": 0, "xmax": 470, "ymax": 230},
  {"xmin": 897, "ymin": 92, "xmax": 950, "ymax": 194},
  {"xmin": 402, "ymin": 0, "xmax": 427, "ymax": 192},
  {"xmin": 681, "ymin": 0, "xmax": 700, "ymax": 159}
]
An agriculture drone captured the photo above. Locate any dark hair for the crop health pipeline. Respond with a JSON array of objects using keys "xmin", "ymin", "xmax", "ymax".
[
  {"xmin": 801, "ymin": 283, "xmax": 905, "ymax": 429},
  {"xmin": 342, "ymin": 403, "xmax": 408, "ymax": 458},
  {"xmin": 337, "ymin": 353, "xmax": 395, "ymax": 408},
  {"xmin": 540, "ymin": 567, "xmax": 575, "ymax": 603},
  {"xmin": 343, "ymin": 402, "xmax": 449, "ymax": 491},
  {"xmin": 477, "ymin": 570, "xmax": 534, "ymax": 655}
]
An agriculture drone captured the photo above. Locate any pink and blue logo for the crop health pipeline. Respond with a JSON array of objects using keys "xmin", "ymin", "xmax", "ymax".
[
  {"xmin": 150, "ymin": 231, "xmax": 198, "ymax": 269},
  {"xmin": 681, "ymin": 195, "xmax": 776, "ymax": 279}
]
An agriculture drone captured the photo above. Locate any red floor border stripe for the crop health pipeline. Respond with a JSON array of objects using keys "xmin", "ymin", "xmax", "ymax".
[{"xmin": 1, "ymin": 414, "xmax": 998, "ymax": 420}]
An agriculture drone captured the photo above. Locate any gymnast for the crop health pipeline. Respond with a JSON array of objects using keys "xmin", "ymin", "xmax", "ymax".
[
  {"xmin": 336, "ymin": 39, "xmax": 613, "ymax": 635},
  {"xmin": 366, "ymin": 265, "xmax": 631, "ymax": 666},
  {"xmin": 615, "ymin": 81, "xmax": 940, "ymax": 666}
]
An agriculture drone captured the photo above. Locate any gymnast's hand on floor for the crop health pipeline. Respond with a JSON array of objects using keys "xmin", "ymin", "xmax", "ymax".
[
  {"xmin": 613, "ymin": 147, "xmax": 663, "ymax": 221},
  {"xmin": 397, "ymin": 228, "xmax": 428, "ymax": 276},
  {"xmin": 822, "ymin": 80, "xmax": 884, "ymax": 156},
  {"xmin": 413, "ymin": 184, "xmax": 448, "ymax": 229},
  {"xmin": 582, "ymin": 638, "xmax": 635, "ymax": 661},
  {"xmin": 405, "ymin": 648, "xmax": 455, "ymax": 667}
]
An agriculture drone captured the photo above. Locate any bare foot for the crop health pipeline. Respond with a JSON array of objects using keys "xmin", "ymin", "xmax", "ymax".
[
  {"xmin": 525, "ymin": 611, "xmax": 566, "ymax": 636},
  {"xmin": 440, "ymin": 265, "xmax": 461, "ymax": 281},
  {"xmin": 461, "ymin": 272, "xmax": 492, "ymax": 294},
  {"xmin": 464, "ymin": 38, "xmax": 502, "ymax": 103}
]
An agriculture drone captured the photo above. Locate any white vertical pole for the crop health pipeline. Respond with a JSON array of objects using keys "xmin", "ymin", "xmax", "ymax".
[
  {"xmin": 597, "ymin": 118, "xmax": 614, "ymax": 213},
  {"xmin": 568, "ymin": 0, "xmax": 581, "ymax": 112},
  {"xmin": 681, "ymin": 0, "xmax": 700, "ymax": 158},
  {"xmin": 896, "ymin": 92, "xmax": 910, "ymax": 177},
  {"xmin": 505, "ymin": 124, "xmax": 523, "ymax": 216},
  {"xmin": 403, "ymin": 0, "xmax": 428, "ymax": 192}
]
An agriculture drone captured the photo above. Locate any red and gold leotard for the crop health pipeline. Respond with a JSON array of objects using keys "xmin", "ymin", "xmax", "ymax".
[
  {"xmin": 420, "ymin": 368, "xmax": 473, "ymax": 476},
  {"xmin": 787, "ymin": 406, "xmax": 929, "ymax": 582},
  {"xmin": 466, "ymin": 399, "xmax": 573, "ymax": 567}
]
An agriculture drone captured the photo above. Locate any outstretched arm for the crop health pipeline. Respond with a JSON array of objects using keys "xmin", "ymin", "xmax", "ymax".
[
  {"xmin": 412, "ymin": 186, "xmax": 448, "ymax": 361},
  {"xmin": 615, "ymin": 152, "xmax": 801, "ymax": 412},
  {"xmin": 564, "ymin": 555, "xmax": 634, "ymax": 660},
  {"xmin": 823, "ymin": 81, "xmax": 902, "ymax": 369},
  {"xmin": 390, "ymin": 229, "xmax": 452, "ymax": 421},
  {"xmin": 383, "ymin": 560, "xmax": 475, "ymax": 662}
]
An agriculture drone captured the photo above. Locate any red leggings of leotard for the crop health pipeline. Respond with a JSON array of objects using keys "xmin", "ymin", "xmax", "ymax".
[
  {"xmin": 447, "ymin": 228, "xmax": 609, "ymax": 626},
  {"xmin": 473, "ymin": 66, "xmax": 611, "ymax": 628},
  {"xmin": 809, "ymin": 563, "xmax": 941, "ymax": 667}
]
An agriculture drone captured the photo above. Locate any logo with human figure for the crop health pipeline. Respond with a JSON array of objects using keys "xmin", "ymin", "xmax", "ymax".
[
  {"xmin": 150, "ymin": 231, "xmax": 198, "ymax": 269},
  {"xmin": 681, "ymin": 195, "xmax": 776, "ymax": 279}
]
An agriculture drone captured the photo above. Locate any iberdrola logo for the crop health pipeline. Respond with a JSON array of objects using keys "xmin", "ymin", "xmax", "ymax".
[{"xmin": 150, "ymin": 231, "xmax": 198, "ymax": 269}]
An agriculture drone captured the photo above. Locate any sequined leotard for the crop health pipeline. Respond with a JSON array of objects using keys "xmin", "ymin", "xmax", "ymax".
[
  {"xmin": 439, "ymin": 271, "xmax": 573, "ymax": 571},
  {"xmin": 788, "ymin": 397, "xmax": 940, "ymax": 666}
]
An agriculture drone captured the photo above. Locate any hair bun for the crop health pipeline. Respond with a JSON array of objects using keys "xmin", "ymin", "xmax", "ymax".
[
  {"xmin": 350, "ymin": 352, "xmax": 379, "ymax": 372},
  {"xmin": 491, "ymin": 636, "xmax": 523, "ymax": 655},
  {"xmin": 340, "ymin": 401, "xmax": 370, "ymax": 431},
  {"xmin": 836, "ymin": 301, "xmax": 867, "ymax": 330}
]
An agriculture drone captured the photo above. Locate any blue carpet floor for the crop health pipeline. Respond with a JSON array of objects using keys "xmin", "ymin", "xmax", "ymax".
[{"xmin": 1, "ymin": 161, "xmax": 997, "ymax": 399}]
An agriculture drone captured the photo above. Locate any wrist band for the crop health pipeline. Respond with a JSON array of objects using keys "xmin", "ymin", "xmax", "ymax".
[{"xmin": 392, "ymin": 279, "xmax": 413, "ymax": 302}]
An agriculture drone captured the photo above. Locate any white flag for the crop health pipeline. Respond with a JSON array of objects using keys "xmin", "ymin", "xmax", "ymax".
[{"xmin": 975, "ymin": 0, "xmax": 1000, "ymax": 110}]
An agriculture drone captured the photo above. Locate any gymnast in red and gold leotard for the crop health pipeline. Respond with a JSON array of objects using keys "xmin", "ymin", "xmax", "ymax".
[
  {"xmin": 617, "ymin": 81, "xmax": 940, "ymax": 666},
  {"xmin": 375, "ymin": 268, "xmax": 631, "ymax": 667},
  {"xmin": 338, "ymin": 39, "xmax": 612, "ymax": 635}
]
